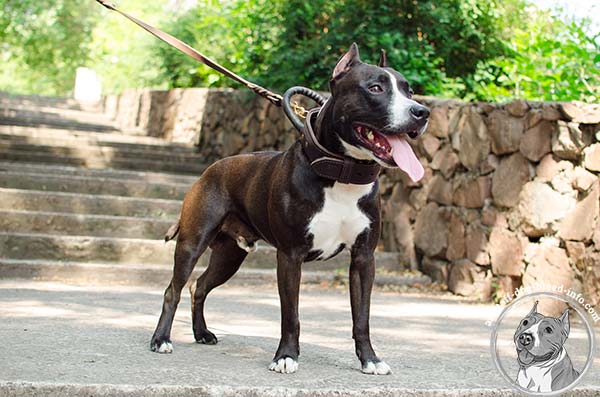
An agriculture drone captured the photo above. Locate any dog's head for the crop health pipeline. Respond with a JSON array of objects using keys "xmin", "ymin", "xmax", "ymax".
[
  {"xmin": 325, "ymin": 43, "xmax": 429, "ymax": 182},
  {"xmin": 513, "ymin": 301, "xmax": 571, "ymax": 366}
]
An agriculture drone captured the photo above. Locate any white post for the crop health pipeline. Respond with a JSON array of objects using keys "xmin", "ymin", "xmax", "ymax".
[{"xmin": 74, "ymin": 67, "xmax": 102, "ymax": 102}]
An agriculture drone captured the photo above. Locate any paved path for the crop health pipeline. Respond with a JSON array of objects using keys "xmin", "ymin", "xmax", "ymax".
[{"xmin": 0, "ymin": 280, "xmax": 598, "ymax": 396}]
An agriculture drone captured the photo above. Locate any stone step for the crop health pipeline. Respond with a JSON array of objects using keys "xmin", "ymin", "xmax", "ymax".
[
  {"xmin": 0, "ymin": 258, "xmax": 429, "ymax": 287},
  {"xmin": 0, "ymin": 92, "xmax": 89, "ymax": 111},
  {"xmin": 0, "ymin": 188, "xmax": 181, "ymax": 218},
  {"xmin": 0, "ymin": 170, "xmax": 190, "ymax": 199},
  {"xmin": 1, "ymin": 102, "xmax": 111, "ymax": 122},
  {"xmin": 0, "ymin": 112, "xmax": 117, "ymax": 133},
  {"xmin": 1, "ymin": 97, "xmax": 113, "ymax": 126},
  {"xmin": 0, "ymin": 139, "xmax": 206, "ymax": 164},
  {"xmin": 0, "ymin": 232, "xmax": 174, "ymax": 265},
  {"xmin": 0, "ymin": 161, "xmax": 198, "ymax": 185},
  {"xmin": 0, "ymin": 232, "xmax": 405, "ymax": 271},
  {"xmin": 0, "ymin": 209, "xmax": 175, "ymax": 240},
  {"xmin": 0, "ymin": 130, "xmax": 197, "ymax": 155},
  {"xmin": 0, "ymin": 125, "xmax": 196, "ymax": 151},
  {"xmin": 0, "ymin": 148, "xmax": 207, "ymax": 175}
]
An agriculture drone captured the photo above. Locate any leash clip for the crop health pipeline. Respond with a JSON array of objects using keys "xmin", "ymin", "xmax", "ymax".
[
  {"xmin": 282, "ymin": 87, "xmax": 326, "ymax": 133},
  {"xmin": 291, "ymin": 101, "xmax": 307, "ymax": 119}
]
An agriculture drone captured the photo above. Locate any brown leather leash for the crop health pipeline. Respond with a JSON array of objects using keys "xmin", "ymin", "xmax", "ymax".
[{"xmin": 95, "ymin": 0, "xmax": 283, "ymax": 107}]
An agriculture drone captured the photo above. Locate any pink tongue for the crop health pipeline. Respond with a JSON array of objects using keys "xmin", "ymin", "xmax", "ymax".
[{"xmin": 385, "ymin": 135, "xmax": 424, "ymax": 182}]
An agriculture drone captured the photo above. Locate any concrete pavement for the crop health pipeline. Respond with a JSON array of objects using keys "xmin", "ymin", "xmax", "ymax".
[{"xmin": 1, "ymin": 279, "xmax": 598, "ymax": 396}]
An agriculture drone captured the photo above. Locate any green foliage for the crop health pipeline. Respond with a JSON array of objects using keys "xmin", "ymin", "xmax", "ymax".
[
  {"xmin": 155, "ymin": 0, "xmax": 509, "ymax": 96},
  {"xmin": 155, "ymin": 0, "xmax": 599, "ymax": 102},
  {"xmin": 1, "ymin": 0, "xmax": 598, "ymax": 102},
  {"xmin": 153, "ymin": 0, "xmax": 280, "ymax": 89},
  {"xmin": 0, "ymin": 0, "xmax": 96, "ymax": 96},
  {"xmin": 86, "ymin": 0, "xmax": 168, "ymax": 94},
  {"xmin": 469, "ymin": 10, "xmax": 600, "ymax": 102}
]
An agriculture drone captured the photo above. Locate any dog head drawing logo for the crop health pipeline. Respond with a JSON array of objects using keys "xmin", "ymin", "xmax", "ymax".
[{"xmin": 513, "ymin": 301, "xmax": 580, "ymax": 392}]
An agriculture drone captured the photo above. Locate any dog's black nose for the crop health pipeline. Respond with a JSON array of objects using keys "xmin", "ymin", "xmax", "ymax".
[
  {"xmin": 410, "ymin": 105, "xmax": 430, "ymax": 120},
  {"xmin": 519, "ymin": 333, "xmax": 533, "ymax": 346}
]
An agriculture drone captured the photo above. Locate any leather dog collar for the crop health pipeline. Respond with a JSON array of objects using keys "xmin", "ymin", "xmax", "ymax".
[{"xmin": 301, "ymin": 109, "xmax": 381, "ymax": 185}]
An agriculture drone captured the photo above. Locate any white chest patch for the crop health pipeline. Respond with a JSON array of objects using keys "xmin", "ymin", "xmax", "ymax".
[
  {"xmin": 517, "ymin": 362, "xmax": 553, "ymax": 392},
  {"xmin": 307, "ymin": 182, "xmax": 373, "ymax": 260},
  {"xmin": 517, "ymin": 348, "xmax": 566, "ymax": 392}
]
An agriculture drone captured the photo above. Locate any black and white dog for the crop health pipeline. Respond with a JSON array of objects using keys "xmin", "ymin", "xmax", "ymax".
[
  {"xmin": 150, "ymin": 43, "xmax": 429, "ymax": 374},
  {"xmin": 515, "ymin": 301, "xmax": 580, "ymax": 391}
]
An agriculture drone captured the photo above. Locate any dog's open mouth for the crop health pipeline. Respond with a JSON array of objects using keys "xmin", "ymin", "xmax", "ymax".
[
  {"xmin": 517, "ymin": 347, "xmax": 536, "ymax": 365},
  {"xmin": 354, "ymin": 123, "xmax": 424, "ymax": 182}
]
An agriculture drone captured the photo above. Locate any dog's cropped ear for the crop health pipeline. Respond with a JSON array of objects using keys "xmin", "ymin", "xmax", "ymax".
[
  {"xmin": 332, "ymin": 42, "xmax": 360, "ymax": 81},
  {"xmin": 559, "ymin": 309, "xmax": 570, "ymax": 337},
  {"xmin": 526, "ymin": 300, "xmax": 539, "ymax": 317},
  {"xmin": 378, "ymin": 49, "xmax": 388, "ymax": 68}
]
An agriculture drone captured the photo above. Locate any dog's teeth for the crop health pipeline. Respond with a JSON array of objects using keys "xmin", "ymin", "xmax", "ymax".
[{"xmin": 367, "ymin": 131, "xmax": 374, "ymax": 140}]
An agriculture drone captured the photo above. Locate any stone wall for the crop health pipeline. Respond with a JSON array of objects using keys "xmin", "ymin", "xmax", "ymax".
[
  {"xmin": 103, "ymin": 88, "xmax": 299, "ymax": 157},
  {"xmin": 377, "ymin": 99, "xmax": 600, "ymax": 306},
  {"xmin": 104, "ymin": 89, "xmax": 600, "ymax": 304}
]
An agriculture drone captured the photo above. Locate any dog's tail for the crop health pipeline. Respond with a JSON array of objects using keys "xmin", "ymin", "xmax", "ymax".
[{"xmin": 164, "ymin": 220, "xmax": 180, "ymax": 242}]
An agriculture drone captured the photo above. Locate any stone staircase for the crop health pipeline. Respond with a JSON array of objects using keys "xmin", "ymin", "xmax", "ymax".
[{"xmin": 0, "ymin": 94, "xmax": 422, "ymax": 287}]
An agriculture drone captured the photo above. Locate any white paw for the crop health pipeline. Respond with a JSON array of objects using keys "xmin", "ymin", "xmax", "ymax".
[
  {"xmin": 236, "ymin": 236, "xmax": 257, "ymax": 253},
  {"xmin": 361, "ymin": 360, "xmax": 391, "ymax": 375},
  {"xmin": 157, "ymin": 341, "xmax": 173, "ymax": 354},
  {"xmin": 268, "ymin": 357, "xmax": 298, "ymax": 374}
]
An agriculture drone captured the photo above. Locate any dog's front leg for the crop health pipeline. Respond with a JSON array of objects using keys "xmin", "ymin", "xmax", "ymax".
[
  {"xmin": 269, "ymin": 249, "xmax": 302, "ymax": 374},
  {"xmin": 349, "ymin": 250, "xmax": 391, "ymax": 375}
]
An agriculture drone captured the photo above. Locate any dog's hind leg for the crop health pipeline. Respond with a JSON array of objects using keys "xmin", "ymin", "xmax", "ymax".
[
  {"xmin": 150, "ymin": 197, "xmax": 224, "ymax": 353},
  {"xmin": 150, "ymin": 236, "xmax": 211, "ymax": 353},
  {"xmin": 190, "ymin": 232, "xmax": 247, "ymax": 344}
]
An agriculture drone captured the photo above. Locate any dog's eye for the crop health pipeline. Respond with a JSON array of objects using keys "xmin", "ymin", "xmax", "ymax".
[
  {"xmin": 522, "ymin": 320, "xmax": 529, "ymax": 326},
  {"xmin": 368, "ymin": 84, "xmax": 383, "ymax": 94},
  {"xmin": 545, "ymin": 327, "xmax": 553, "ymax": 334},
  {"xmin": 408, "ymin": 88, "xmax": 414, "ymax": 98}
]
